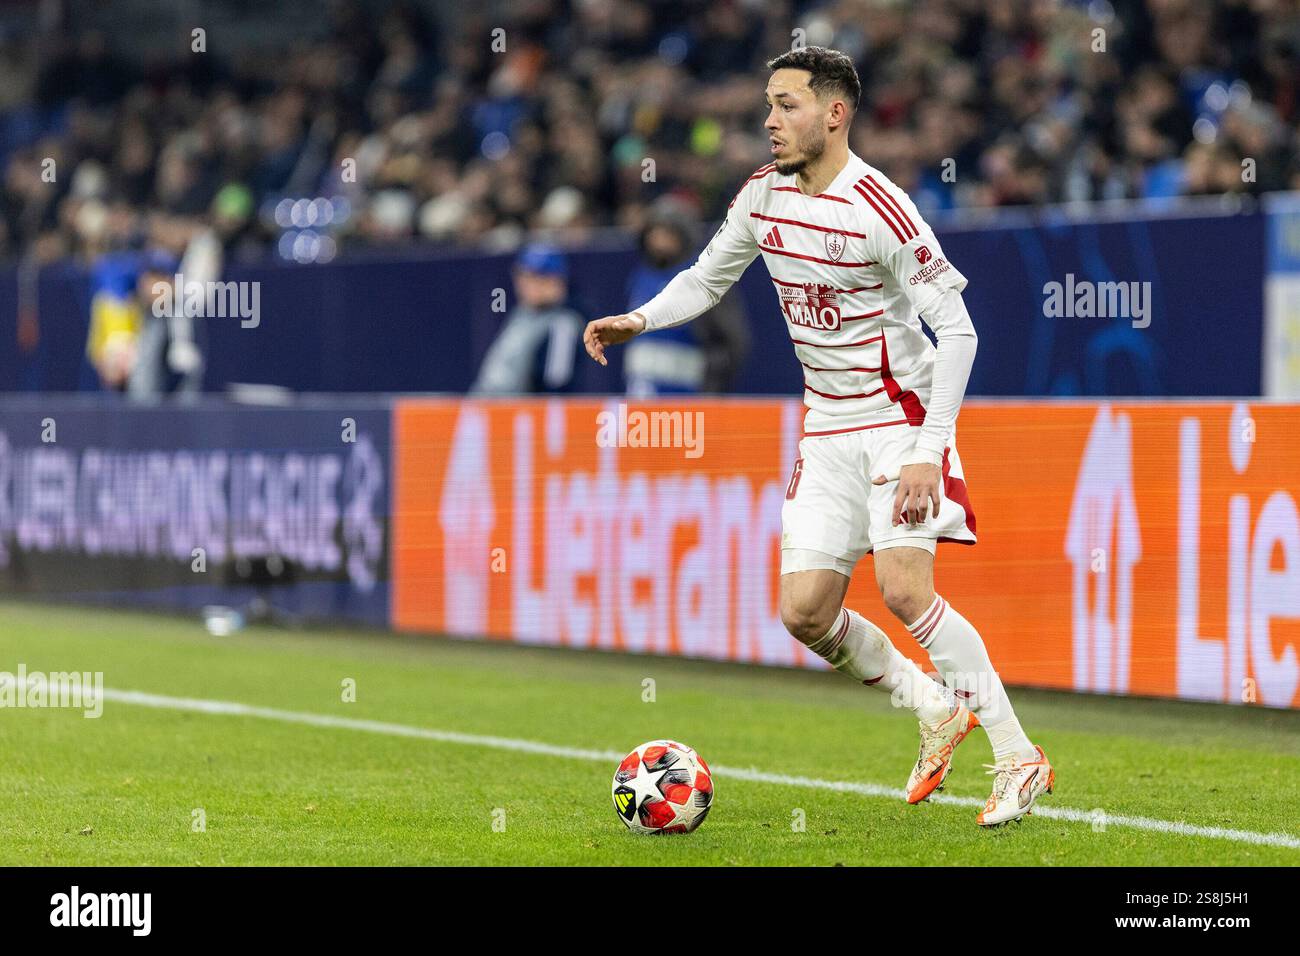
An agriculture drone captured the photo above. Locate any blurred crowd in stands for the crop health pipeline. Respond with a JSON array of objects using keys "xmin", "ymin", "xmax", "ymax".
[{"xmin": 7, "ymin": 0, "xmax": 1300, "ymax": 273}]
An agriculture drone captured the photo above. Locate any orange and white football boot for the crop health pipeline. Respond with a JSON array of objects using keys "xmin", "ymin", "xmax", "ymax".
[
  {"xmin": 976, "ymin": 745, "xmax": 1055, "ymax": 826},
  {"xmin": 905, "ymin": 703, "xmax": 981, "ymax": 804}
]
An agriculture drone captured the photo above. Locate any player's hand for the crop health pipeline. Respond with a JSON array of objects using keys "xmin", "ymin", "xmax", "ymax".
[
  {"xmin": 873, "ymin": 462, "xmax": 942, "ymax": 526},
  {"xmin": 583, "ymin": 313, "xmax": 646, "ymax": 366}
]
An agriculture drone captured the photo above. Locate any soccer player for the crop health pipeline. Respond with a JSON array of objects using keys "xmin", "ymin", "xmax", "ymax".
[{"xmin": 583, "ymin": 46, "xmax": 1054, "ymax": 826}]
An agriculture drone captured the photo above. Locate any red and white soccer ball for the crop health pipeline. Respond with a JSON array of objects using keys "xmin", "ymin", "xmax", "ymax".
[{"xmin": 611, "ymin": 739, "xmax": 714, "ymax": 834}]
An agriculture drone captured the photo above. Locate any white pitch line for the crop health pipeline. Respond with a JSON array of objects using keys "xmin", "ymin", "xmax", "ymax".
[{"xmin": 101, "ymin": 687, "xmax": 1300, "ymax": 851}]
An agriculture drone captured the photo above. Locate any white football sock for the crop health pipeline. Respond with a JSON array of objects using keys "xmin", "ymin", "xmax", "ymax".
[
  {"xmin": 908, "ymin": 595, "xmax": 1036, "ymax": 762},
  {"xmin": 807, "ymin": 608, "xmax": 953, "ymax": 727}
]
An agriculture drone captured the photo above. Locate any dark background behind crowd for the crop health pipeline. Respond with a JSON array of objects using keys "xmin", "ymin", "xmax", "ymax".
[
  {"xmin": 8, "ymin": 0, "xmax": 1299, "ymax": 273},
  {"xmin": 0, "ymin": 0, "xmax": 1290, "ymax": 400}
]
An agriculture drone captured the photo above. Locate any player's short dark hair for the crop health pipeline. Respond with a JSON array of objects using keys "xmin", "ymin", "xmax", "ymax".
[{"xmin": 766, "ymin": 46, "xmax": 861, "ymax": 114}]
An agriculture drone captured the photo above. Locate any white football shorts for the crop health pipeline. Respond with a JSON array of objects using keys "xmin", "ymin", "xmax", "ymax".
[{"xmin": 780, "ymin": 424, "xmax": 977, "ymax": 576}]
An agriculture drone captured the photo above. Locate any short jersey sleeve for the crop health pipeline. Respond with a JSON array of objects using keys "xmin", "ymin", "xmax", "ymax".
[{"xmin": 855, "ymin": 173, "xmax": 967, "ymax": 314}]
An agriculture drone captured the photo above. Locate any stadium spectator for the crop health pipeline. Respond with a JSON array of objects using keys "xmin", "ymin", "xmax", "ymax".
[
  {"xmin": 8, "ymin": 0, "xmax": 1300, "ymax": 273},
  {"xmin": 623, "ymin": 198, "xmax": 749, "ymax": 395},
  {"xmin": 471, "ymin": 242, "xmax": 588, "ymax": 394},
  {"xmin": 128, "ymin": 223, "xmax": 218, "ymax": 400},
  {"xmin": 85, "ymin": 249, "xmax": 145, "ymax": 391}
]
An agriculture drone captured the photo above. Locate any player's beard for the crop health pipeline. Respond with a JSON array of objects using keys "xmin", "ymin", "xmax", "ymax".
[{"xmin": 774, "ymin": 126, "xmax": 827, "ymax": 176}]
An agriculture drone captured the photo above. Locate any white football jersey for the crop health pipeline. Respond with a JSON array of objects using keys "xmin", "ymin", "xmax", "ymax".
[{"xmin": 653, "ymin": 151, "xmax": 968, "ymax": 436}]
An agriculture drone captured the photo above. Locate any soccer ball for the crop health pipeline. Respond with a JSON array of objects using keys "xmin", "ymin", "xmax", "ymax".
[{"xmin": 611, "ymin": 739, "xmax": 714, "ymax": 834}]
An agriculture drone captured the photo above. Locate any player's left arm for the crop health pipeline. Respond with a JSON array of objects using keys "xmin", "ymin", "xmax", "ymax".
[
  {"xmin": 908, "ymin": 286, "xmax": 977, "ymax": 468},
  {"xmin": 863, "ymin": 186, "xmax": 975, "ymax": 524}
]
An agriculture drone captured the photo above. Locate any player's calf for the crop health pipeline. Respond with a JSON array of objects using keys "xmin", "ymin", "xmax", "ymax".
[{"xmin": 783, "ymin": 579, "xmax": 953, "ymax": 727}]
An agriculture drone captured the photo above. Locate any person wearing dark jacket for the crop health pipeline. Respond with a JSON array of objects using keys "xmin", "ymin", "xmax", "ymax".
[
  {"xmin": 471, "ymin": 243, "xmax": 587, "ymax": 394},
  {"xmin": 624, "ymin": 200, "xmax": 750, "ymax": 395}
]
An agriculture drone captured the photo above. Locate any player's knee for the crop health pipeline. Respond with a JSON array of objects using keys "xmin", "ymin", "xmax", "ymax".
[
  {"xmin": 780, "ymin": 595, "xmax": 839, "ymax": 645},
  {"xmin": 879, "ymin": 579, "xmax": 928, "ymax": 626}
]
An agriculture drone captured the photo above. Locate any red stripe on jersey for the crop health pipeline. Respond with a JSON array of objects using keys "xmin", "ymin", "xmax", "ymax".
[
  {"xmin": 854, "ymin": 182, "xmax": 907, "ymax": 244},
  {"xmin": 790, "ymin": 334, "xmax": 884, "ymax": 348},
  {"xmin": 840, "ymin": 309, "xmax": 885, "ymax": 322},
  {"xmin": 750, "ymin": 212, "xmax": 867, "ymax": 239},
  {"xmin": 877, "ymin": 331, "xmax": 927, "ymax": 424},
  {"xmin": 771, "ymin": 278, "xmax": 881, "ymax": 293},
  {"xmin": 865, "ymin": 175, "xmax": 917, "ymax": 236},
  {"xmin": 858, "ymin": 178, "xmax": 917, "ymax": 241},
  {"xmin": 759, "ymin": 245, "xmax": 876, "ymax": 268},
  {"xmin": 799, "ymin": 362, "xmax": 883, "ymax": 373},
  {"xmin": 803, "ymin": 418, "xmax": 915, "ymax": 436},
  {"xmin": 769, "ymin": 186, "xmax": 853, "ymax": 204},
  {"xmin": 804, "ymin": 383, "xmax": 887, "ymax": 400},
  {"xmin": 772, "ymin": 226, "xmax": 783, "ymax": 248},
  {"xmin": 728, "ymin": 164, "xmax": 778, "ymax": 208}
]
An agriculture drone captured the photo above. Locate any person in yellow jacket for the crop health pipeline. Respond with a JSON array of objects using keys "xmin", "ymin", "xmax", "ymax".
[
  {"xmin": 85, "ymin": 249, "xmax": 179, "ymax": 392},
  {"xmin": 87, "ymin": 287, "xmax": 140, "ymax": 390}
]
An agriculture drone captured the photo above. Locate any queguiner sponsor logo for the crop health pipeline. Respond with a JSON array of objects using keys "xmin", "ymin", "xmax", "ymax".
[
  {"xmin": 0, "ymin": 665, "xmax": 102, "ymax": 718},
  {"xmin": 50, "ymin": 886, "xmax": 151, "ymax": 936},
  {"xmin": 908, "ymin": 256, "xmax": 951, "ymax": 286}
]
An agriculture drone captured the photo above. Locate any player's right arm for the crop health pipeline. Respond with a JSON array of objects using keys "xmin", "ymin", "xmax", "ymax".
[{"xmin": 583, "ymin": 172, "xmax": 763, "ymax": 366}]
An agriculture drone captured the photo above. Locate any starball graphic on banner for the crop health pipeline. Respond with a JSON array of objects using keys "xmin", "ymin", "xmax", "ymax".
[{"xmin": 0, "ymin": 401, "xmax": 389, "ymax": 625}]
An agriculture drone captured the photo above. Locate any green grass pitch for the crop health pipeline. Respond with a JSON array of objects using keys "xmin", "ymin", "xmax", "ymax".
[{"xmin": 1, "ymin": 601, "xmax": 1297, "ymax": 866}]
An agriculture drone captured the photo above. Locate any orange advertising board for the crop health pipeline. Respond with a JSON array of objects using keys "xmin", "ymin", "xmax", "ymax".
[{"xmin": 392, "ymin": 398, "xmax": 1300, "ymax": 709}]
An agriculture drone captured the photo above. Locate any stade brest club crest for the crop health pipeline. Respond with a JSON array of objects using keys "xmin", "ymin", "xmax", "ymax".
[{"xmin": 824, "ymin": 231, "xmax": 846, "ymax": 262}]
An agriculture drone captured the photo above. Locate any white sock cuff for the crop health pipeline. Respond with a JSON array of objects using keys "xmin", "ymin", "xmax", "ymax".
[
  {"xmin": 809, "ymin": 607, "xmax": 850, "ymax": 655},
  {"xmin": 907, "ymin": 594, "xmax": 948, "ymax": 649}
]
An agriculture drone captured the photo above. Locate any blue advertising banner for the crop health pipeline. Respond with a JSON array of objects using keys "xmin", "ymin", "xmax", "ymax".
[
  {"xmin": 0, "ymin": 397, "xmax": 389, "ymax": 626},
  {"xmin": 933, "ymin": 204, "xmax": 1265, "ymax": 398}
]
